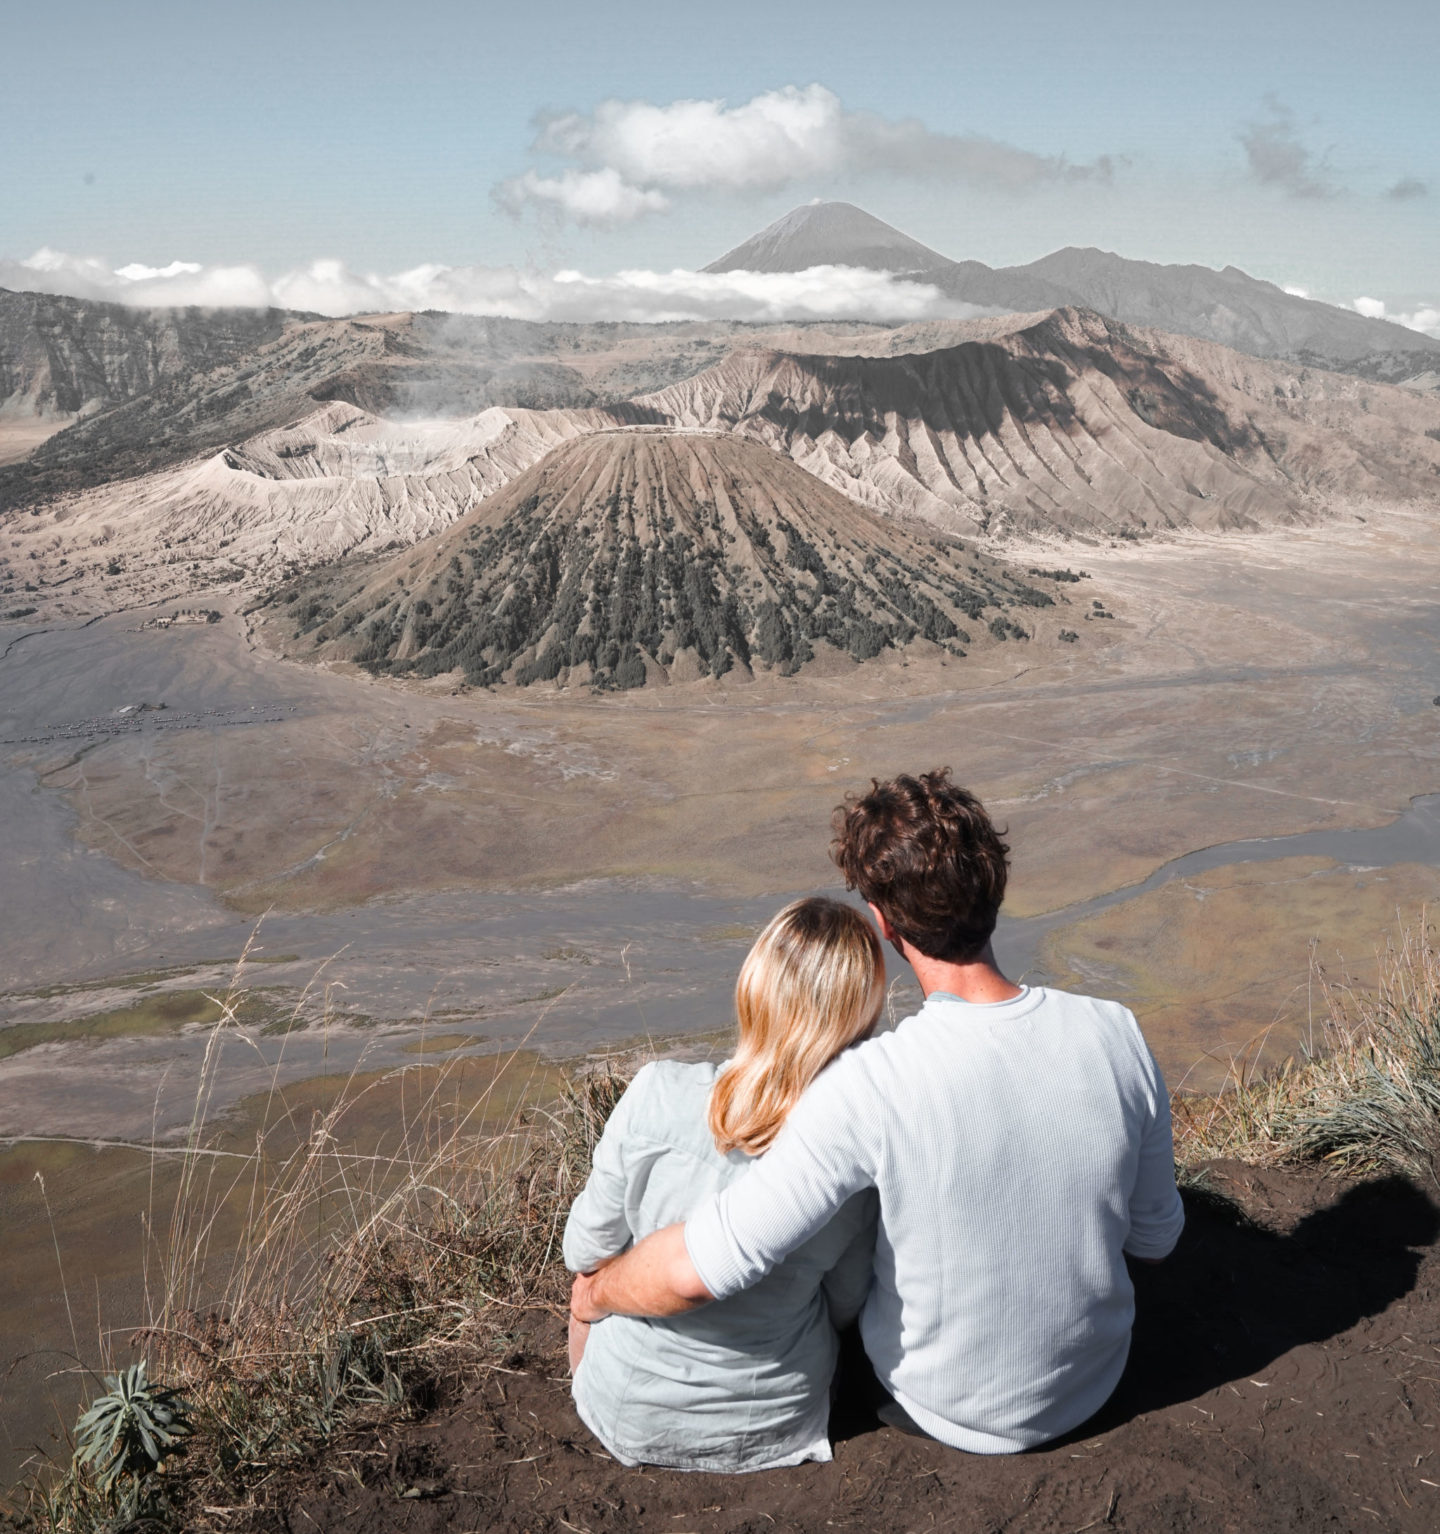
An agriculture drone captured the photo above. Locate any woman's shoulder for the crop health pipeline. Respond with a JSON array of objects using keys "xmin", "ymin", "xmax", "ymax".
[{"xmin": 612, "ymin": 1059, "xmax": 724, "ymax": 1145}]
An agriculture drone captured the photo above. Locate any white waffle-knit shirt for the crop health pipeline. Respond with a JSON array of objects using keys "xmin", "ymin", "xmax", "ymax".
[{"xmin": 684, "ymin": 985, "xmax": 1185, "ymax": 1453}]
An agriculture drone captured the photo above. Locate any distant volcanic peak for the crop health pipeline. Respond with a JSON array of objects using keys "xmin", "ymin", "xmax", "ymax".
[
  {"xmin": 288, "ymin": 431, "xmax": 1064, "ymax": 690},
  {"xmin": 703, "ymin": 201, "xmax": 953, "ymax": 276}
]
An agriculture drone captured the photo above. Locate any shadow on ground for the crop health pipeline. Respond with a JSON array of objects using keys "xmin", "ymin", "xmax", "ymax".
[{"xmin": 1102, "ymin": 1172, "xmax": 1440, "ymax": 1426}]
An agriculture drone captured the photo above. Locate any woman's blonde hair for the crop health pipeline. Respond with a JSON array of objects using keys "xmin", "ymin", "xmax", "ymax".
[{"xmin": 708, "ymin": 897, "xmax": 884, "ymax": 1156}]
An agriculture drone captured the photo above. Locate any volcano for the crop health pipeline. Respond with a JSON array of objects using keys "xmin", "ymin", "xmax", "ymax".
[
  {"xmin": 704, "ymin": 202, "xmax": 955, "ymax": 279},
  {"xmin": 277, "ymin": 430, "xmax": 1075, "ymax": 689}
]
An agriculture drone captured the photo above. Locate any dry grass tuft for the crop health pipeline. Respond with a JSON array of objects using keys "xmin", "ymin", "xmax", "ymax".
[
  {"xmin": 3, "ymin": 941, "xmax": 638, "ymax": 1533},
  {"xmin": 1174, "ymin": 915, "xmax": 1440, "ymax": 1184}
]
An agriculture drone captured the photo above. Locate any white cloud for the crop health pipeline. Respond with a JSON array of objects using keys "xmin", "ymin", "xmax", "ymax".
[
  {"xmin": 1351, "ymin": 296, "xmax": 1440, "ymax": 337},
  {"xmin": 500, "ymin": 83, "xmax": 1114, "ymax": 224},
  {"xmin": 1282, "ymin": 284, "xmax": 1310, "ymax": 298},
  {"xmin": 2, "ymin": 248, "xmax": 274, "ymax": 307},
  {"xmin": 113, "ymin": 260, "xmax": 203, "ymax": 281},
  {"xmin": 1, "ymin": 246, "xmax": 987, "ymax": 325},
  {"xmin": 535, "ymin": 264, "xmax": 980, "ymax": 324},
  {"xmin": 537, "ymin": 84, "xmax": 846, "ymax": 192},
  {"xmin": 494, "ymin": 167, "xmax": 669, "ymax": 226}
]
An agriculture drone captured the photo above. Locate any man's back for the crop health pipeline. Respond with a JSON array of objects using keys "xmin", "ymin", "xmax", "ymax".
[{"xmin": 685, "ymin": 985, "xmax": 1185, "ymax": 1453}]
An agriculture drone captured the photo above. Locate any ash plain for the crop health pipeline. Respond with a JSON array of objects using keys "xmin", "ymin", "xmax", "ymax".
[{"xmin": 3, "ymin": 504, "xmax": 1439, "ymax": 1132}]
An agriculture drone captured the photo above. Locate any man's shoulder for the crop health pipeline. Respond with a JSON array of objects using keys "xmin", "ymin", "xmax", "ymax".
[
  {"xmin": 1028, "ymin": 986, "xmax": 1164, "ymax": 1091},
  {"xmin": 789, "ymin": 1032, "xmax": 892, "ymax": 1117},
  {"xmin": 1031, "ymin": 985, "xmax": 1139, "ymax": 1027},
  {"xmin": 902, "ymin": 985, "xmax": 1152, "ymax": 1072}
]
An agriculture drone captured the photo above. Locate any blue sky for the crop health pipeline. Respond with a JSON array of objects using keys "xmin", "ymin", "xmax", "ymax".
[{"xmin": 4, "ymin": 0, "xmax": 1436, "ymax": 321}]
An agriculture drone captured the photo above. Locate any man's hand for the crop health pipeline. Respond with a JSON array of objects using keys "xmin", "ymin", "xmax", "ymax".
[
  {"xmin": 568, "ymin": 1222, "xmax": 714, "ymax": 1322},
  {"xmin": 571, "ymin": 1269, "xmax": 610, "ymax": 1324}
]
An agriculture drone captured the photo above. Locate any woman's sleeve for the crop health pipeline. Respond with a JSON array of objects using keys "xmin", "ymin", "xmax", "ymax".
[
  {"xmin": 561, "ymin": 1067, "xmax": 648, "ymax": 1275},
  {"xmin": 819, "ymin": 1189, "xmax": 879, "ymax": 1329}
]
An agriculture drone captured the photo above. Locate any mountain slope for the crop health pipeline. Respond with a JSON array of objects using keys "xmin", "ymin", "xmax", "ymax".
[
  {"xmin": 1, "ymin": 397, "xmax": 649, "ymax": 610},
  {"xmin": 634, "ymin": 309, "xmax": 1440, "ymax": 538},
  {"xmin": 13, "ymin": 307, "xmax": 1439, "ymax": 620},
  {"xmin": 0, "ymin": 294, "xmax": 997, "ymax": 510},
  {"xmin": 0, "ymin": 289, "xmax": 293, "ymax": 421},
  {"xmin": 271, "ymin": 432, "xmax": 1076, "ymax": 689},
  {"xmin": 1017, "ymin": 247, "xmax": 1440, "ymax": 375}
]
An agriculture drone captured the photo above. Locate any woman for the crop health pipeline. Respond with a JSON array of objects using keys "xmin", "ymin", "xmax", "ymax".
[{"xmin": 563, "ymin": 896, "xmax": 883, "ymax": 1473}]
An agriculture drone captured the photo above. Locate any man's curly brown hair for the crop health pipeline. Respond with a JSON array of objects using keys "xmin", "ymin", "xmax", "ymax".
[{"xmin": 831, "ymin": 768, "xmax": 1010, "ymax": 963}]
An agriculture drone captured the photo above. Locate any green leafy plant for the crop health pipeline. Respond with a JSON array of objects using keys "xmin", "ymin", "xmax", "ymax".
[{"xmin": 73, "ymin": 1362, "xmax": 192, "ymax": 1503}]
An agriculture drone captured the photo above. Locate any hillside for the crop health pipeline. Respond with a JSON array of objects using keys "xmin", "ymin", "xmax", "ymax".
[
  {"xmin": 1022, "ymin": 247, "xmax": 1440, "ymax": 377},
  {"xmin": 268, "ymin": 431, "xmax": 1077, "ymax": 688},
  {"xmin": 0, "ymin": 295, "xmax": 974, "ymax": 510},
  {"xmin": 0, "ymin": 397, "xmax": 647, "ymax": 610},
  {"xmin": 0, "ymin": 289, "xmax": 299, "ymax": 472},
  {"xmin": 636, "ymin": 308, "xmax": 1440, "ymax": 536},
  {"xmin": 0, "ymin": 289, "xmax": 292, "ymax": 421}
]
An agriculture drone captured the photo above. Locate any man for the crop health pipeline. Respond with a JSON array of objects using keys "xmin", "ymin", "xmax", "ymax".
[{"xmin": 571, "ymin": 769, "xmax": 1184, "ymax": 1452}]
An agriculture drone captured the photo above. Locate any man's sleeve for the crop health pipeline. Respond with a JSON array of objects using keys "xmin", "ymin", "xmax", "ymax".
[
  {"xmin": 820, "ymin": 1189, "xmax": 879, "ymax": 1329},
  {"xmin": 1123, "ymin": 1047, "xmax": 1186, "ymax": 1260},
  {"xmin": 684, "ymin": 1065, "xmax": 876, "ymax": 1299},
  {"xmin": 562, "ymin": 1067, "xmax": 646, "ymax": 1273}
]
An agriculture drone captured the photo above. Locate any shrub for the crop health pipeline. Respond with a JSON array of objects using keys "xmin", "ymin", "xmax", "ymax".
[
  {"xmin": 73, "ymin": 1363, "xmax": 192, "ymax": 1515},
  {"xmin": 613, "ymin": 648, "xmax": 648, "ymax": 690}
]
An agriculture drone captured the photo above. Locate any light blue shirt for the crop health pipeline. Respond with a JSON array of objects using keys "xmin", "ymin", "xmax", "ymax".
[
  {"xmin": 685, "ymin": 987, "xmax": 1186, "ymax": 1453},
  {"xmin": 563, "ymin": 1059, "xmax": 877, "ymax": 1472}
]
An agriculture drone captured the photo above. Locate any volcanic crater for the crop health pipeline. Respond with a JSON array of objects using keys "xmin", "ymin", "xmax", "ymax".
[{"xmin": 270, "ymin": 431, "xmax": 1076, "ymax": 689}]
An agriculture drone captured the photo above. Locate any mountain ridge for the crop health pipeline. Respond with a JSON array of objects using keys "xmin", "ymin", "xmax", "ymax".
[
  {"xmin": 700, "ymin": 203, "xmax": 1440, "ymax": 381},
  {"xmin": 11, "ymin": 304, "xmax": 1438, "ymax": 625},
  {"xmin": 631, "ymin": 307, "xmax": 1440, "ymax": 537}
]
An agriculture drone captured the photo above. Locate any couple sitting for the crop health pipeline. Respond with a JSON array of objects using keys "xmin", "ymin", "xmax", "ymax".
[{"xmin": 563, "ymin": 769, "xmax": 1184, "ymax": 1472}]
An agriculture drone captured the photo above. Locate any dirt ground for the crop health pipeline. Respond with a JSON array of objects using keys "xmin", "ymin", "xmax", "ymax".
[{"xmin": 245, "ymin": 1161, "xmax": 1440, "ymax": 1534}]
